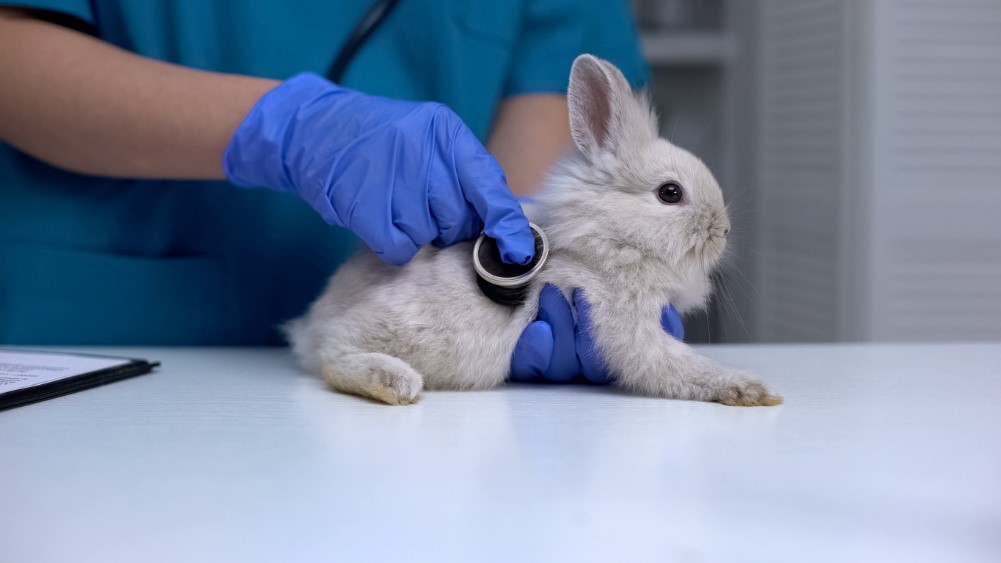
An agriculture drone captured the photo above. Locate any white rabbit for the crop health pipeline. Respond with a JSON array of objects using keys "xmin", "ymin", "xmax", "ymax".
[{"xmin": 286, "ymin": 54, "xmax": 782, "ymax": 407}]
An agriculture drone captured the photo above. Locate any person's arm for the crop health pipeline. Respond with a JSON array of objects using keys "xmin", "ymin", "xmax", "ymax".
[
  {"xmin": 486, "ymin": 94, "xmax": 570, "ymax": 196},
  {"xmin": 0, "ymin": 7, "xmax": 534, "ymax": 266},
  {"xmin": 0, "ymin": 7, "xmax": 277, "ymax": 179}
]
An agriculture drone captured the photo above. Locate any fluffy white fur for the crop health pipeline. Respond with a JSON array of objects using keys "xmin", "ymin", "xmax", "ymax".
[{"xmin": 286, "ymin": 55, "xmax": 782, "ymax": 407}]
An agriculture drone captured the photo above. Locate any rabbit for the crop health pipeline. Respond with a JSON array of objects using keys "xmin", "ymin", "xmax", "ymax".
[{"xmin": 285, "ymin": 54, "xmax": 782, "ymax": 407}]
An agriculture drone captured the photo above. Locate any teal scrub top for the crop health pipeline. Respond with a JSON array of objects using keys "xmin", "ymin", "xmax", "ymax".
[{"xmin": 0, "ymin": 0, "xmax": 648, "ymax": 345}]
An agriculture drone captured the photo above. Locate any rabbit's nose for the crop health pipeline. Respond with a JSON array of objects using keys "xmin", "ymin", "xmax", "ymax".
[{"xmin": 723, "ymin": 227, "xmax": 730, "ymax": 235}]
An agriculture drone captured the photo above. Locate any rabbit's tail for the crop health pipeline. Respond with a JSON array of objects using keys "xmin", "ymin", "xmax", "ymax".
[{"xmin": 282, "ymin": 315, "xmax": 320, "ymax": 372}]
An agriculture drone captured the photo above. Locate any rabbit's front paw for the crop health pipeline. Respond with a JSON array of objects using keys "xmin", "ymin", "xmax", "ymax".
[
  {"xmin": 323, "ymin": 353, "xmax": 424, "ymax": 406},
  {"xmin": 713, "ymin": 370, "xmax": 783, "ymax": 407},
  {"xmin": 365, "ymin": 364, "xmax": 423, "ymax": 406}
]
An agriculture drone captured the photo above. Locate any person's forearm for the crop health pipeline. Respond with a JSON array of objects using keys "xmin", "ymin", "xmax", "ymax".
[
  {"xmin": 487, "ymin": 94, "xmax": 571, "ymax": 196},
  {"xmin": 0, "ymin": 9, "xmax": 277, "ymax": 179}
]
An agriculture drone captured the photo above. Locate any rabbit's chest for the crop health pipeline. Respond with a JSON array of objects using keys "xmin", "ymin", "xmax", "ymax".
[{"xmin": 538, "ymin": 255, "xmax": 678, "ymax": 313}]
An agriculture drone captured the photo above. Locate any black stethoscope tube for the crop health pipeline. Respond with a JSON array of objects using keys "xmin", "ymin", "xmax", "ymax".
[{"xmin": 326, "ymin": 0, "xmax": 401, "ymax": 83}]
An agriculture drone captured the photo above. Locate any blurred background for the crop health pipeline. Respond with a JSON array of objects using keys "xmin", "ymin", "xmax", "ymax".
[{"xmin": 630, "ymin": 0, "xmax": 1001, "ymax": 344}]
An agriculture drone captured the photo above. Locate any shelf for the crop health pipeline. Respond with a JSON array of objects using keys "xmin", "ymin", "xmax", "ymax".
[{"xmin": 640, "ymin": 30, "xmax": 736, "ymax": 65}]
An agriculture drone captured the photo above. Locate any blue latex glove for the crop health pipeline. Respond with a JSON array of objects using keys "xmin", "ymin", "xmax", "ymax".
[
  {"xmin": 224, "ymin": 73, "xmax": 534, "ymax": 266},
  {"xmin": 511, "ymin": 284, "xmax": 685, "ymax": 384}
]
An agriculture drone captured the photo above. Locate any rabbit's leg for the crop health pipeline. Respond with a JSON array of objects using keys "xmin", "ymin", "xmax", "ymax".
[
  {"xmin": 321, "ymin": 350, "xmax": 424, "ymax": 405},
  {"xmin": 588, "ymin": 296, "xmax": 782, "ymax": 406},
  {"xmin": 628, "ymin": 334, "xmax": 781, "ymax": 406}
]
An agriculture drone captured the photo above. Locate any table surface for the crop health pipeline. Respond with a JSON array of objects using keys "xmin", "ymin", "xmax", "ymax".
[{"xmin": 2, "ymin": 343, "xmax": 999, "ymax": 563}]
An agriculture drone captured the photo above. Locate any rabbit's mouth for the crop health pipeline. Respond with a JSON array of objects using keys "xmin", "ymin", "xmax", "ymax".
[
  {"xmin": 694, "ymin": 211, "xmax": 731, "ymax": 266},
  {"xmin": 689, "ymin": 230, "xmax": 728, "ymax": 271}
]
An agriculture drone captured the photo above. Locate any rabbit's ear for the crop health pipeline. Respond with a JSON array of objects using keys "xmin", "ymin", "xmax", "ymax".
[{"xmin": 568, "ymin": 54, "xmax": 636, "ymax": 156}]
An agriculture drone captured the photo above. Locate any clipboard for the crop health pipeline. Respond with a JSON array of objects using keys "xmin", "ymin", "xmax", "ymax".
[{"xmin": 0, "ymin": 349, "xmax": 159, "ymax": 411}]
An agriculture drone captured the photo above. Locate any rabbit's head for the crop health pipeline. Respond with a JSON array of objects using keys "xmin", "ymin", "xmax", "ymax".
[{"xmin": 538, "ymin": 54, "xmax": 730, "ymax": 312}]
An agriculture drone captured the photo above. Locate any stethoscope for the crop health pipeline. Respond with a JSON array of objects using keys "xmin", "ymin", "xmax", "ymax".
[
  {"xmin": 327, "ymin": 0, "xmax": 549, "ymax": 307},
  {"xmin": 325, "ymin": 0, "xmax": 400, "ymax": 83}
]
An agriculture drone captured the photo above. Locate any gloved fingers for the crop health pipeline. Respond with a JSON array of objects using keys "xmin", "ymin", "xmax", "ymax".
[
  {"xmin": 510, "ymin": 320, "xmax": 554, "ymax": 383},
  {"xmin": 391, "ymin": 190, "xmax": 438, "ymax": 248},
  {"xmin": 380, "ymin": 133, "xmax": 438, "ymax": 247},
  {"xmin": 360, "ymin": 224, "xmax": 420, "ymax": 265},
  {"xmin": 428, "ymin": 157, "xmax": 481, "ymax": 246},
  {"xmin": 302, "ymin": 185, "xmax": 346, "ymax": 226},
  {"xmin": 572, "ymin": 289, "xmax": 612, "ymax": 383},
  {"xmin": 536, "ymin": 284, "xmax": 579, "ymax": 382},
  {"xmin": 451, "ymin": 126, "xmax": 534, "ymax": 265},
  {"xmin": 347, "ymin": 199, "xmax": 421, "ymax": 265},
  {"xmin": 325, "ymin": 146, "xmax": 423, "ymax": 265},
  {"xmin": 660, "ymin": 304, "xmax": 685, "ymax": 341},
  {"xmin": 432, "ymin": 217, "xmax": 480, "ymax": 247}
]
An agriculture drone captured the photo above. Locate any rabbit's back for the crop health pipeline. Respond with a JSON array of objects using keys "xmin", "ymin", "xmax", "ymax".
[{"xmin": 287, "ymin": 243, "xmax": 536, "ymax": 390}]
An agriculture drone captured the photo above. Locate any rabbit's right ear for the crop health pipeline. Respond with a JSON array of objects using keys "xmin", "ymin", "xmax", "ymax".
[{"xmin": 567, "ymin": 54, "xmax": 637, "ymax": 157}]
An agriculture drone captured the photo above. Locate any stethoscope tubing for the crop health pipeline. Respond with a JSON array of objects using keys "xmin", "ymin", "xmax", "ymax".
[{"xmin": 326, "ymin": 0, "xmax": 401, "ymax": 83}]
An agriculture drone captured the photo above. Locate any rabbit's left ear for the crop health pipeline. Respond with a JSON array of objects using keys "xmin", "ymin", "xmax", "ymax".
[{"xmin": 567, "ymin": 54, "xmax": 637, "ymax": 157}]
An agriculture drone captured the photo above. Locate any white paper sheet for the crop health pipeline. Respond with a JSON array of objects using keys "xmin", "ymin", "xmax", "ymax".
[{"xmin": 0, "ymin": 350, "xmax": 130, "ymax": 394}]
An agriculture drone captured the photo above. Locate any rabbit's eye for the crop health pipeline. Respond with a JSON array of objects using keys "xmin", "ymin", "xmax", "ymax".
[{"xmin": 657, "ymin": 183, "xmax": 684, "ymax": 204}]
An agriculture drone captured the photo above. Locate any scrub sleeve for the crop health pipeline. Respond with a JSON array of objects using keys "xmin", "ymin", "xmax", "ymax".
[{"xmin": 504, "ymin": 0, "xmax": 649, "ymax": 94}]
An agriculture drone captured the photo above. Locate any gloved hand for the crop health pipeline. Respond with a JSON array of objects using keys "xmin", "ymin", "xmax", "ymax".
[
  {"xmin": 223, "ymin": 73, "xmax": 535, "ymax": 266},
  {"xmin": 511, "ymin": 284, "xmax": 684, "ymax": 383}
]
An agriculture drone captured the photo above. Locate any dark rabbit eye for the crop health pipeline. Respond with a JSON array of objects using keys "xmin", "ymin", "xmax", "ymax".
[{"xmin": 657, "ymin": 182, "xmax": 683, "ymax": 204}]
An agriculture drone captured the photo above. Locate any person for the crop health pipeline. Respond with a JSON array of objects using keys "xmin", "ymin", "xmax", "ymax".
[{"xmin": 0, "ymin": 0, "xmax": 680, "ymax": 383}]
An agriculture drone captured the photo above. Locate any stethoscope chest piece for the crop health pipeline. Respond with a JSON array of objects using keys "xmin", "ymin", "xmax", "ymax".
[{"xmin": 473, "ymin": 223, "xmax": 549, "ymax": 307}]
